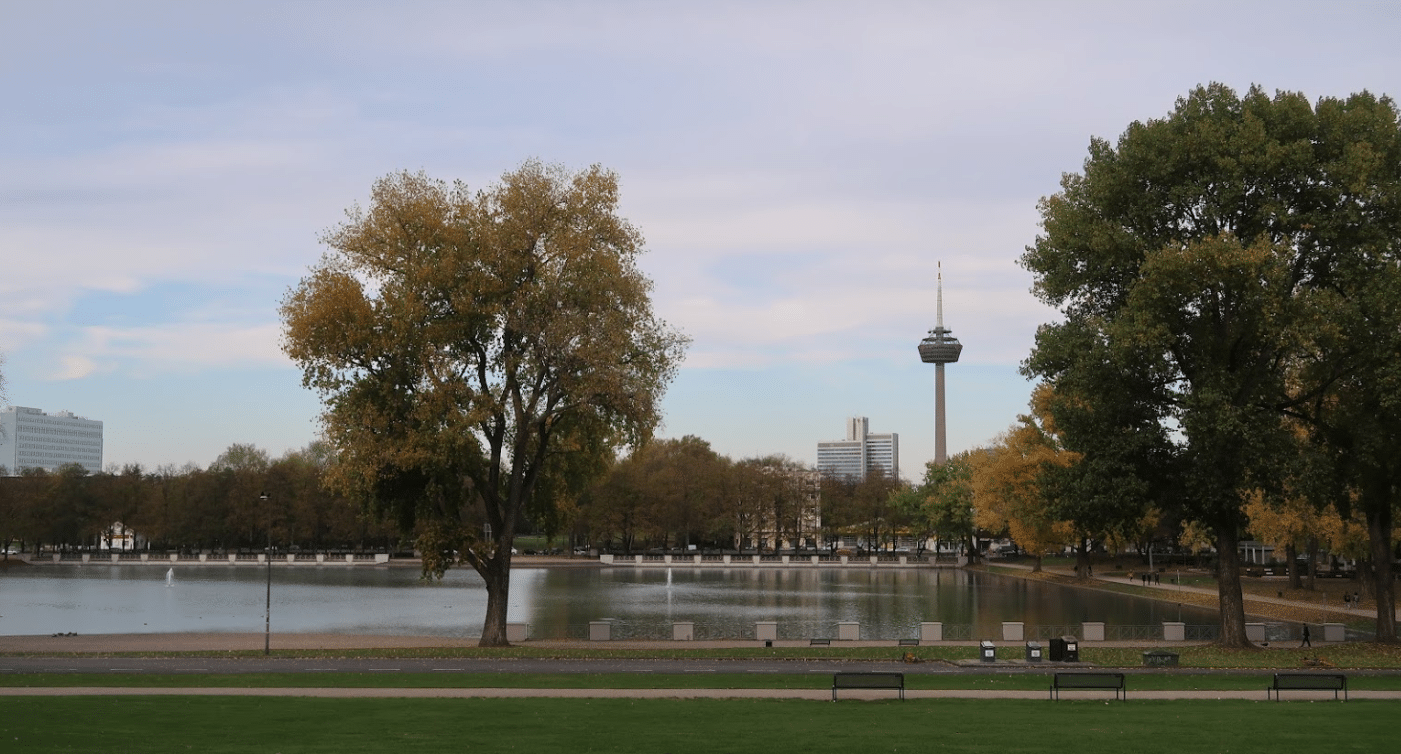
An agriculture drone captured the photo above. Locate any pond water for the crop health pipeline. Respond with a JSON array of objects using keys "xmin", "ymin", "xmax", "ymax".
[{"xmin": 1, "ymin": 564, "xmax": 1222, "ymax": 640}]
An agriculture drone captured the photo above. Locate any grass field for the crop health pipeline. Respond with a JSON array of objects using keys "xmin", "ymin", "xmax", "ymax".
[
  {"xmin": 5, "ymin": 671, "xmax": 1401, "ymax": 691},
  {"xmin": 1, "ymin": 697, "xmax": 1393, "ymax": 753},
  {"xmin": 26, "ymin": 641, "xmax": 1401, "ymax": 668}
]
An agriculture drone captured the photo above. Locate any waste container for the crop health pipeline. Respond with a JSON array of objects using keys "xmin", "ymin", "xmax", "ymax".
[
  {"xmin": 1025, "ymin": 641, "xmax": 1043, "ymax": 662},
  {"xmin": 979, "ymin": 640, "xmax": 996, "ymax": 662},
  {"xmin": 1061, "ymin": 636, "xmax": 1079, "ymax": 663},
  {"xmin": 1049, "ymin": 637, "xmax": 1066, "ymax": 662}
]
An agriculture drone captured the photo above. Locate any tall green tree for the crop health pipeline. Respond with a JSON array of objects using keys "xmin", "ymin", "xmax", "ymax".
[
  {"xmin": 280, "ymin": 161, "xmax": 687, "ymax": 645},
  {"xmin": 1299, "ymin": 264, "xmax": 1401, "ymax": 640},
  {"xmin": 1023, "ymin": 83, "xmax": 1401, "ymax": 646},
  {"xmin": 900, "ymin": 452, "xmax": 979, "ymax": 560}
]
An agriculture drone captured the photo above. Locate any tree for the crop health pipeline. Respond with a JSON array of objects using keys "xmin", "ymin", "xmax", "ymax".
[
  {"xmin": 1298, "ymin": 262, "xmax": 1401, "ymax": 641},
  {"xmin": 1022, "ymin": 84, "xmax": 1401, "ymax": 646},
  {"xmin": 208, "ymin": 443, "xmax": 273, "ymax": 550},
  {"xmin": 905, "ymin": 452, "xmax": 979, "ymax": 560},
  {"xmin": 971, "ymin": 386, "xmax": 1079, "ymax": 573},
  {"xmin": 280, "ymin": 161, "xmax": 687, "ymax": 646}
]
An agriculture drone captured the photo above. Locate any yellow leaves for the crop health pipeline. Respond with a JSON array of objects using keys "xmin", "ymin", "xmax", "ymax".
[
  {"xmin": 970, "ymin": 395, "xmax": 1078, "ymax": 554},
  {"xmin": 1178, "ymin": 519, "xmax": 1214, "ymax": 553},
  {"xmin": 1241, "ymin": 488, "xmax": 1362, "ymax": 555}
]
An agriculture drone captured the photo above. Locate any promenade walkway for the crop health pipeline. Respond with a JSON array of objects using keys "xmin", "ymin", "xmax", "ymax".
[{"xmin": 3, "ymin": 686, "xmax": 1398, "ymax": 700}]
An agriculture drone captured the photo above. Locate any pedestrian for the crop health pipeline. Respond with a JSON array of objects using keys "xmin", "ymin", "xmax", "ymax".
[{"xmin": 1300, "ymin": 625, "xmax": 1311, "ymax": 648}]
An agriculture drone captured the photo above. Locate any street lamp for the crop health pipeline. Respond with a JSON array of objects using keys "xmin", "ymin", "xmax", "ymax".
[{"xmin": 261, "ymin": 492, "xmax": 271, "ymax": 656}]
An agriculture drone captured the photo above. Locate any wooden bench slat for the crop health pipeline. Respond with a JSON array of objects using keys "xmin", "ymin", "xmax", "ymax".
[
  {"xmin": 1050, "ymin": 672, "xmax": 1125, "ymax": 701},
  {"xmin": 832, "ymin": 672, "xmax": 905, "ymax": 701},
  {"xmin": 1269, "ymin": 673, "xmax": 1347, "ymax": 701}
]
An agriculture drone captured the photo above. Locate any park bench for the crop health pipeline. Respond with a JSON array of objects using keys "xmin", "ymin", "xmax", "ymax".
[
  {"xmin": 1050, "ymin": 672, "xmax": 1126, "ymax": 701},
  {"xmin": 809, "ymin": 638, "xmax": 831, "ymax": 646},
  {"xmin": 898, "ymin": 638, "xmax": 920, "ymax": 646},
  {"xmin": 1268, "ymin": 673, "xmax": 1347, "ymax": 701},
  {"xmin": 832, "ymin": 672, "xmax": 905, "ymax": 701}
]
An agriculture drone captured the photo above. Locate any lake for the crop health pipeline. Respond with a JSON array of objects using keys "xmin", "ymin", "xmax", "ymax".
[{"xmin": 0, "ymin": 563, "xmax": 1225, "ymax": 640}]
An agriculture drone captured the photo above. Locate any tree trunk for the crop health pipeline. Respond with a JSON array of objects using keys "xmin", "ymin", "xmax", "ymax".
[
  {"xmin": 1368, "ymin": 504, "xmax": 1397, "ymax": 643},
  {"xmin": 1306, "ymin": 536, "xmax": 1318, "ymax": 592},
  {"xmin": 477, "ymin": 552, "xmax": 511, "ymax": 647},
  {"xmin": 1214, "ymin": 527, "xmax": 1252, "ymax": 648},
  {"xmin": 1075, "ymin": 538, "xmax": 1091, "ymax": 578},
  {"xmin": 1286, "ymin": 543, "xmax": 1301, "ymax": 590}
]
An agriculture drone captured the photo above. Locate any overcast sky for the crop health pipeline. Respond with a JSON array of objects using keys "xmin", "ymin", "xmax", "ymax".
[{"xmin": 3, "ymin": 1, "xmax": 1399, "ymax": 477}]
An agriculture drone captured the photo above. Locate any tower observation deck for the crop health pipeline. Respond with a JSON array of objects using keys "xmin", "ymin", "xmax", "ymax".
[{"xmin": 917, "ymin": 264, "xmax": 962, "ymax": 464}]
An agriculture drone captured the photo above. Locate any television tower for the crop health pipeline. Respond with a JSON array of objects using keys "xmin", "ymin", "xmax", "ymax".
[{"xmin": 917, "ymin": 263, "xmax": 963, "ymax": 464}]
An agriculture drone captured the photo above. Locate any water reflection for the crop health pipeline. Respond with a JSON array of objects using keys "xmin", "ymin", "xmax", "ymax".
[{"xmin": 1, "ymin": 564, "xmax": 1221, "ymax": 639}]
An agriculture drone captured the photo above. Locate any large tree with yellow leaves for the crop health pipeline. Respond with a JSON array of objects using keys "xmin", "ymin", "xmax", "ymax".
[{"xmin": 280, "ymin": 162, "xmax": 687, "ymax": 645}]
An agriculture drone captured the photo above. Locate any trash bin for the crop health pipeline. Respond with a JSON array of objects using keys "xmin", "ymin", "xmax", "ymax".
[
  {"xmin": 979, "ymin": 640, "xmax": 996, "ymax": 662},
  {"xmin": 1025, "ymin": 641, "xmax": 1043, "ymax": 662},
  {"xmin": 1061, "ymin": 636, "xmax": 1079, "ymax": 663},
  {"xmin": 1049, "ymin": 637, "xmax": 1066, "ymax": 662}
]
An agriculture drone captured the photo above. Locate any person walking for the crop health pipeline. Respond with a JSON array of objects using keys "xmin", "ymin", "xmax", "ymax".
[{"xmin": 1300, "ymin": 625, "xmax": 1311, "ymax": 648}]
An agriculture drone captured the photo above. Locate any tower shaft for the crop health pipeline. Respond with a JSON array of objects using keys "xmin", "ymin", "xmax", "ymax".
[{"xmin": 935, "ymin": 363, "xmax": 947, "ymax": 464}]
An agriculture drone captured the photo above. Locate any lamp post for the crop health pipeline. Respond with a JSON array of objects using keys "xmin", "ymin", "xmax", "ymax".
[{"xmin": 261, "ymin": 492, "xmax": 271, "ymax": 656}]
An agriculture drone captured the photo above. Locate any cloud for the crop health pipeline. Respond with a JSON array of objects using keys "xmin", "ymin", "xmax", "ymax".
[
  {"xmin": 59, "ymin": 322, "xmax": 289, "ymax": 378},
  {"xmin": 52, "ymin": 355, "xmax": 98, "ymax": 381}
]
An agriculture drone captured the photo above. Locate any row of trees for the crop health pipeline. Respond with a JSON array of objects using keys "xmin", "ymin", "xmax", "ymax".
[
  {"xmin": 0, "ymin": 443, "xmax": 397, "ymax": 556},
  {"xmin": 581, "ymin": 435, "xmax": 912, "ymax": 553}
]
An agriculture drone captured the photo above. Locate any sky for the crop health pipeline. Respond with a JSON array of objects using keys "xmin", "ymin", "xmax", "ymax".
[{"xmin": 3, "ymin": 1, "xmax": 1400, "ymax": 478}]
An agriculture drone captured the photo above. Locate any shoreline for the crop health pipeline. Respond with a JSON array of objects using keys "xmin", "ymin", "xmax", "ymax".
[{"xmin": 0, "ymin": 555, "xmax": 601, "ymax": 569}]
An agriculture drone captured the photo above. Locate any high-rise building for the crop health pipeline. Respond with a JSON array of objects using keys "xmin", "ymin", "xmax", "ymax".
[
  {"xmin": 817, "ymin": 416, "xmax": 899, "ymax": 481},
  {"xmin": 0, "ymin": 406, "xmax": 104, "ymax": 474},
  {"xmin": 917, "ymin": 263, "xmax": 963, "ymax": 464}
]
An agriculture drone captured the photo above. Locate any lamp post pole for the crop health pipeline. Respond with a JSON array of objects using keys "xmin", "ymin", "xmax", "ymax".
[{"xmin": 261, "ymin": 492, "xmax": 271, "ymax": 656}]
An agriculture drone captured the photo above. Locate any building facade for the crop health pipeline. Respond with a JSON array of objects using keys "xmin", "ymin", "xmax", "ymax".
[
  {"xmin": 0, "ymin": 406, "xmax": 104, "ymax": 474},
  {"xmin": 816, "ymin": 416, "xmax": 899, "ymax": 481}
]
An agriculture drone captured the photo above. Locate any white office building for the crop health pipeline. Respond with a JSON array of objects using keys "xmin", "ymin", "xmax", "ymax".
[
  {"xmin": 0, "ymin": 406, "xmax": 104, "ymax": 474},
  {"xmin": 816, "ymin": 416, "xmax": 899, "ymax": 481}
]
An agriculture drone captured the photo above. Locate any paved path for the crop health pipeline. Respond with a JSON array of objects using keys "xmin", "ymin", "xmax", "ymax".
[{"xmin": 0, "ymin": 686, "xmax": 1392, "ymax": 700}]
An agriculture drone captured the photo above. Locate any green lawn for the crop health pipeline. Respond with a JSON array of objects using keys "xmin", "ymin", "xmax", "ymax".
[
  {"xmin": 6, "ymin": 671, "xmax": 1401, "ymax": 691},
  {"xmin": 0, "ymin": 697, "xmax": 1393, "ymax": 753},
  {"xmin": 27, "ymin": 641, "xmax": 1401, "ymax": 668}
]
